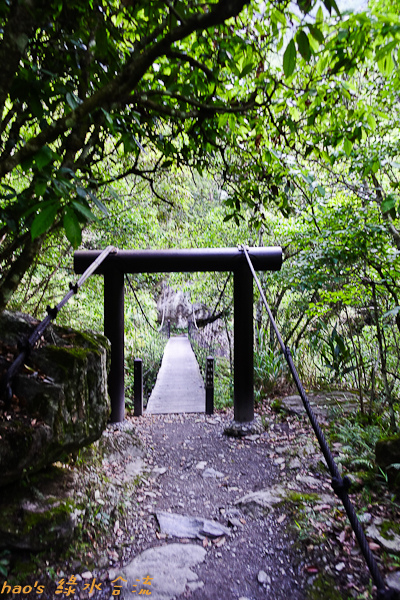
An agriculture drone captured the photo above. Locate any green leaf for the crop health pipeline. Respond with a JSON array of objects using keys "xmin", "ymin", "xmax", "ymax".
[
  {"xmin": 372, "ymin": 160, "xmax": 380, "ymax": 173},
  {"xmin": 88, "ymin": 190, "xmax": 108, "ymax": 215},
  {"xmin": 381, "ymin": 193, "xmax": 397, "ymax": 215},
  {"xmin": 308, "ymin": 24, "xmax": 324, "ymax": 45},
  {"xmin": 376, "ymin": 40, "xmax": 398, "ymax": 62},
  {"xmin": 76, "ymin": 186, "xmax": 87, "ymax": 199},
  {"xmin": 283, "ymin": 39, "xmax": 297, "ymax": 78},
  {"xmin": 66, "ymin": 92, "xmax": 81, "ymax": 110},
  {"xmin": 377, "ymin": 53, "xmax": 394, "ymax": 76},
  {"xmin": 271, "ymin": 9, "xmax": 287, "ymax": 26},
  {"xmin": 240, "ymin": 62, "xmax": 254, "ymax": 78},
  {"xmin": 323, "ymin": 0, "xmax": 340, "ymax": 15},
  {"xmin": 31, "ymin": 204, "xmax": 58, "ymax": 239},
  {"xmin": 343, "ymin": 137, "xmax": 353, "ymax": 156},
  {"xmin": 63, "ymin": 208, "xmax": 82, "ymax": 248},
  {"xmin": 101, "ymin": 108, "xmax": 115, "ymax": 132},
  {"xmin": 34, "ymin": 146, "xmax": 53, "ymax": 170},
  {"xmin": 367, "ymin": 114, "xmax": 376, "ymax": 132},
  {"xmin": 72, "ymin": 200, "xmax": 97, "ymax": 222},
  {"xmin": 296, "ymin": 30, "xmax": 311, "ymax": 62},
  {"xmin": 298, "ymin": 0, "xmax": 312, "ymax": 14},
  {"xmin": 35, "ymin": 181, "xmax": 47, "ymax": 197}
]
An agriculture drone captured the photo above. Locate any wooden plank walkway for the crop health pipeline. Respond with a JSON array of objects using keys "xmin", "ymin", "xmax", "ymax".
[{"xmin": 146, "ymin": 336, "xmax": 205, "ymax": 414}]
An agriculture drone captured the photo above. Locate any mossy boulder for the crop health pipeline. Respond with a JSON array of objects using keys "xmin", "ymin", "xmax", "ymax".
[
  {"xmin": 375, "ymin": 433, "xmax": 400, "ymax": 491},
  {"xmin": 0, "ymin": 311, "xmax": 110, "ymax": 487},
  {"xmin": 0, "ymin": 467, "xmax": 79, "ymax": 550}
]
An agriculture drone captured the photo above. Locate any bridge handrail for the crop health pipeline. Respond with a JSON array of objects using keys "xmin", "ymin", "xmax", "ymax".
[
  {"xmin": 1, "ymin": 245, "xmax": 117, "ymax": 404},
  {"xmin": 191, "ymin": 304, "xmax": 199, "ymax": 330},
  {"xmin": 188, "ymin": 319, "xmax": 215, "ymax": 355},
  {"xmin": 240, "ymin": 244, "xmax": 396, "ymax": 600},
  {"xmin": 158, "ymin": 305, "xmax": 167, "ymax": 332}
]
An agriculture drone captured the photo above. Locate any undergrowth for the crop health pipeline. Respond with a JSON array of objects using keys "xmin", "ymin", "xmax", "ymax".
[
  {"xmin": 125, "ymin": 328, "xmax": 167, "ymax": 410},
  {"xmin": 189, "ymin": 335, "xmax": 233, "ymax": 409},
  {"xmin": 328, "ymin": 410, "xmax": 387, "ymax": 474}
]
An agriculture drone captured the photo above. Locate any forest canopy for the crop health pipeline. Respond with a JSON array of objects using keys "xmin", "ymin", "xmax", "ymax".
[
  {"xmin": 2, "ymin": 0, "xmax": 400, "ymax": 431},
  {"xmin": 3, "ymin": 4, "xmax": 400, "ymax": 594},
  {"xmin": 0, "ymin": 0, "xmax": 377, "ymax": 310}
]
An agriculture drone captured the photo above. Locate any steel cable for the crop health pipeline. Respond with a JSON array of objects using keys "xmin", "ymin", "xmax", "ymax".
[
  {"xmin": 1, "ymin": 245, "xmax": 117, "ymax": 405},
  {"xmin": 240, "ymin": 244, "xmax": 398, "ymax": 600},
  {"xmin": 125, "ymin": 274, "xmax": 159, "ymax": 333}
]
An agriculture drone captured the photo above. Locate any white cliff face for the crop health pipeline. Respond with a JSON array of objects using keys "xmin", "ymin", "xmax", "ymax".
[
  {"xmin": 156, "ymin": 285, "xmax": 230, "ymax": 357},
  {"xmin": 157, "ymin": 285, "xmax": 209, "ymax": 328}
]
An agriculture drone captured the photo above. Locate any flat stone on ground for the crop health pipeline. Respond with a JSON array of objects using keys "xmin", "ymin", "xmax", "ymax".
[
  {"xmin": 386, "ymin": 571, "xmax": 400, "ymax": 592},
  {"xmin": 280, "ymin": 392, "xmax": 358, "ymax": 418},
  {"xmin": 120, "ymin": 543, "xmax": 206, "ymax": 599},
  {"xmin": 236, "ymin": 485, "xmax": 287, "ymax": 511},
  {"xmin": 156, "ymin": 511, "xmax": 230, "ymax": 539},
  {"xmin": 366, "ymin": 523, "xmax": 400, "ymax": 554},
  {"xmin": 202, "ymin": 467, "xmax": 225, "ymax": 479}
]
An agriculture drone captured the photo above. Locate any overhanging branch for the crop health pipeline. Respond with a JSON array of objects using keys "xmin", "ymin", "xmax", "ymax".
[{"xmin": 0, "ymin": 0, "xmax": 250, "ymax": 180}]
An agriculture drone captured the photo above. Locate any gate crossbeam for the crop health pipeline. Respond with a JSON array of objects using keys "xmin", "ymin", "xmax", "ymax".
[{"xmin": 74, "ymin": 246, "xmax": 282, "ymax": 423}]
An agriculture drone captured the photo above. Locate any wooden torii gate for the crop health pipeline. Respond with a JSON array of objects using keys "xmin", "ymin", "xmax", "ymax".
[{"xmin": 74, "ymin": 246, "xmax": 282, "ymax": 424}]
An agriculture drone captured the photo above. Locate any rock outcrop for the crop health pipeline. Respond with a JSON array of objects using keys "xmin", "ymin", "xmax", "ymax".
[
  {"xmin": 0, "ymin": 311, "xmax": 110, "ymax": 487},
  {"xmin": 375, "ymin": 433, "xmax": 400, "ymax": 491},
  {"xmin": 157, "ymin": 285, "xmax": 209, "ymax": 328},
  {"xmin": 0, "ymin": 466, "xmax": 79, "ymax": 550}
]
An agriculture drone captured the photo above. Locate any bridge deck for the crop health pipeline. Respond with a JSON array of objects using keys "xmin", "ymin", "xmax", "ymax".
[{"xmin": 146, "ymin": 336, "xmax": 205, "ymax": 414}]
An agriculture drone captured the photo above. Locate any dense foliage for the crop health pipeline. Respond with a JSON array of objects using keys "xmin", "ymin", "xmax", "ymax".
[
  {"xmin": 1, "ymin": 0, "xmax": 400, "ymax": 437},
  {"xmin": 0, "ymin": 0, "xmax": 339, "ymax": 311}
]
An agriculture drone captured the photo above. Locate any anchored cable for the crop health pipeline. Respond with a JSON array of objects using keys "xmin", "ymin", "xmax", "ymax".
[
  {"xmin": 239, "ymin": 244, "xmax": 397, "ymax": 600},
  {"xmin": 158, "ymin": 305, "xmax": 166, "ymax": 332},
  {"xmin": 1, "ymin": 245, "xmax": 117, "ymax": 405},
  {"xmin": 189, "ymin": 272, "xmax": 231, "ymax": 354},
  {"xmin": 125, "ymin": 274, "xmax": 160, "ymax": 333}
]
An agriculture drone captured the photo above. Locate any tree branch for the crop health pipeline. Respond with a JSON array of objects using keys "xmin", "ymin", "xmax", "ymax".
[
  {"xmin": 371, "ymin": 173, "xmax": 400, "ymax": 252},
  {"xmin": 0, "ymin": 0, "xmax": 250, "ymax": 179},
  {"xmin": 166, "ymin": 49, "xmax": 214, "ymax": 78},
  {"xmin": 136, "ymin": 92, "xmax": 257, "ymax": 120}
]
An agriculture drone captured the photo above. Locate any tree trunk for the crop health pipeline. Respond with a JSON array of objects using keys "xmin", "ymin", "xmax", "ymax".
[
  {"xmin": 0, "ymin": 234, "xmax": 44, "ymax": 313},
  {"xmin": 371, "ymin": 282, "xmax": 397, "ymax": 433}
]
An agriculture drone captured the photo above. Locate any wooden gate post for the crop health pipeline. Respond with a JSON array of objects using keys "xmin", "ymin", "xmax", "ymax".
[
  {"xmin": 233, "ymin": 263, "xmax": 254, "ymax": 423},
  {"xmin": 134, "ymin": 358, "xmax": 143, "ymax": 417},
  {"xmin": 104, "ymin": 269, "xmax": 125, "ymax": 422},
  {"xmin": 205, "ymin": 355, "xmax": 214, "ymax": 415}
]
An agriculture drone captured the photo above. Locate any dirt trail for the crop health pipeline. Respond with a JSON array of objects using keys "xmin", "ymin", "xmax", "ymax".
[
  {"xmin": 6, "ymin": 406, "xmax": 379, "ymax": 600},
  {"xmin": 129, "ymin": 411, "xmax": 307, "ymax": 600}
]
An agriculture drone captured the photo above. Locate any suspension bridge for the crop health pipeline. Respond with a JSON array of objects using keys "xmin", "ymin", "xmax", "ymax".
[{"xmin": 146, "ymin": 335, "xmax": 205, "ymax": 414}]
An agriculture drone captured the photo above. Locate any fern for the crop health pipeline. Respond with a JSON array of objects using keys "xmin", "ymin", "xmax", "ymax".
[
  {"xmin": 333, "ymin": 419, "xmax": 381, "ymax": 473},
  {"xmin": 350, "ymin": 458, "xmax": 374, "ymax": 470}
]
